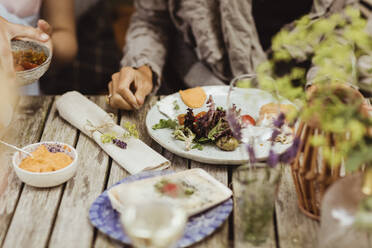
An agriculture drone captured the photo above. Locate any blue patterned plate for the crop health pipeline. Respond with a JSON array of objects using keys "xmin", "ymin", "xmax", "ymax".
[{"xmin": 89, "ymin": 170, "xmax": 233, "ymax": 247}]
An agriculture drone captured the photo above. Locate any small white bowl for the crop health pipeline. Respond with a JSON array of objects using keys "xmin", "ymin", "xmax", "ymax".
[
  {"xmin": 12, "ymin": 141, "xmax": 78, "ymax": 188},
  {"xmin": 11, "ymin": 39, "xmax": 52, "ymax": 86}
]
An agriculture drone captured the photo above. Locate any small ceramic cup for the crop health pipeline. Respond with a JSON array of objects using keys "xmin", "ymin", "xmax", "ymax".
[
  {"xmin": 12, "ymin": 141, "xmax": 78, "ymax": 187},
  {"xmin": 11, "ymin": 39, "xmax": 52, "ymax": 85}
]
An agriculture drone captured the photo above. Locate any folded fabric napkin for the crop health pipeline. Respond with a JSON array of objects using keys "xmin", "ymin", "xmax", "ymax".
[{"xmin": 56, "ymin": 91, "xmax": 170, "ymax": 174}]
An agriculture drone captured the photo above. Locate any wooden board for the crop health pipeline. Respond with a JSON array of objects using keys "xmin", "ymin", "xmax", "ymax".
[
  {"xmin": 3, "ymin": 95, "xmax": 372, "ymax": 248},
  {"xmin": 0, "ymin": 96, "xmax": 53, "ymax": 246},
  {"xmin": 275, "ymin": 166, "xmax": 319, "ymax": 248},
  {"xmin": 2, "ymin": 98, "xmax": 79, "ymax": 248}
]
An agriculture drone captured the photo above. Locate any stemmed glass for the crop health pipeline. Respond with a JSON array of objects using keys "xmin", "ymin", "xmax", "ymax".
[{"xmin": 120, "ymin": 199, "xmax": 187, "ymax": 248}]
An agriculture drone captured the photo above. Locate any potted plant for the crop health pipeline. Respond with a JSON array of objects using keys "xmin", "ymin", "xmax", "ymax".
[{"xmin": 230, "ymin": 7, "xmax": 372, "ymax": 221}]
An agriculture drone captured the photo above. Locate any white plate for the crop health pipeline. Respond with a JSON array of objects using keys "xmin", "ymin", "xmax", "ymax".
[{"xmin": 146, "ymin": 86, "xmax": 293, "ymax": 165}]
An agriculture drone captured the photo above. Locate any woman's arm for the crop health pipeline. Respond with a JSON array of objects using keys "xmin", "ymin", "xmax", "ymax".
[
  {"xmin": 108, "ymin": 0, "xmax": 172, "ymax": 110},
  {"xmin": 41, "ymin": 0, "xmax": 77, "ymax": 65}
]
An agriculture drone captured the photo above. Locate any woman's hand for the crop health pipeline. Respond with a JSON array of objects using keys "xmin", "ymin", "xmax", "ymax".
[
  {"xmin": 0, "ymin": 17, "xmax": 50, "ymax": 78},
  {"xmin": 0, "ymin": 17, "xmax": 50, "ymax": 132},
  {"xmin": 36, "ymin": 19, "xmax": 53, "ymax": 53},
  {"xmin": 108, "ymin": 65, "xmax": 153, "ymax": 110}
]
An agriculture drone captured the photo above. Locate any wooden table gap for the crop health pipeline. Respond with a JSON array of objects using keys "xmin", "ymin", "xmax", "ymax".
[
  {"xmin": 44, "ymin": 183, "xmax": 67, "ymax": 248},
  {"xmin": 227, "ymin": 167, "xmax": 235, "ymax": 245}
]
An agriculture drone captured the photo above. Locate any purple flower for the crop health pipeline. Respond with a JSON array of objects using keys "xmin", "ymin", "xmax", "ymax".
[
  {"xmin": 273, "ymin": 113, "xmax": 285, "ymax": 128},
  {"xmin": 279, "ymin": 137, "xmax": 300, "ymax": 164},
  {"xmin": 113, "ymin": 139, "xmax": 127, "ymax": 149},
  {"xmin": 268, "ymin": 149, "xmax": 280, "ymax": 167},
  {"xmin": 226, "ymin": 107, "xmax": 242, "ymax": 141},
  {"xmin": 271, "ymin": 129, "xmax": 281, "ymax": 141},
  {"xmin": 246, "ymin": 143, "xmax": 256, "ymax": 165},
  {"xmin": 48, "ymin": 146, "xmax": 62, "ymax": 153}
]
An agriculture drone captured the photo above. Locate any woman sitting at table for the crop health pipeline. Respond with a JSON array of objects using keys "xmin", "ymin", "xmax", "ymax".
[
  {"xmin": 107, "ymin": 0, "xmax": 357, "ymax": 111},
  {"xmin": 0, "ymin": 15, "xmax": 53, "ymax": 135},
  {"xmin": 0, "ymin": 0, "xmax": 77, "ymax": 95}
]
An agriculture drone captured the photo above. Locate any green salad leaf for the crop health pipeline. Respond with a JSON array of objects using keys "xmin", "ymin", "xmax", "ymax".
[
  {"xmin": 192, "ymin": 143, "xmax": 204, "ymax": 150},
  {"xmin": 152, "ymin": 119, "xmax": 178, "ymax": 130},
  {"xmin": 173, "ymin": 100, "xmax": 180, "ymax": 110}
]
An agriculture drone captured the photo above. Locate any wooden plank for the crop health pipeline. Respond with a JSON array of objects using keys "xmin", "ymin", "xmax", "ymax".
[
  {"xmin": 48, "ymin": 96, "xmax": 114, "ymax": 248},
  {"xmin": 190, "ymin": 162, "xmax": 230, "ymax": 248},
  {"xmin": 0, "ymin": 96, "xmax": 53, "ymax": 246},
  {"xmin": 233, "ymin": 165, "xmax": 277, "ymax": 248},
  {"xmin": 2, "ymin": 98, "xmax": 79, "ymax": 248},
  {"xmin": 93, "ymin": 160, "xmax": 129, "ymax": 248},
  {"xmin": 130, "ymin": 95, "xmax": 162, "ymax": 152},
  {"xmin": 94, "ymin": 95, "xmax": 162, "ymax": 247},
  {"xmin": 163, "ymin": 150, "xmax": 189, "ymax": 172},
  {"xmin": 276, "ymin": 166, "xmax": 319, "ymax": 248}
]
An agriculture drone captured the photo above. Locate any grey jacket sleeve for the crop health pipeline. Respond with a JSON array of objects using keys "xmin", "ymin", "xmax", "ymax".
[{"xmin": 120, "ymin": 0, "xmax": 171, "ymax": 89}]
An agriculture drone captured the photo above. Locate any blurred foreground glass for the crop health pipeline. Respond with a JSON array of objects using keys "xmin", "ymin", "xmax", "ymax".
[
  {"xmin": 319, "ymin": 169, "xmax": 372, "ymax": 248},
  {"xmin": 120, "ymin": 200, "xmax": 187, "ymax": 248},
  {"xmin": 235, "ymin": 165, "xmax": 281, "ymax": 246}
]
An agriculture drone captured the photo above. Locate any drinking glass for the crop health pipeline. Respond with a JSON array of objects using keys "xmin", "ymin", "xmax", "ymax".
[{"xmin": 120, "ymin": 200, "xmax": 187, "ymax": 248}]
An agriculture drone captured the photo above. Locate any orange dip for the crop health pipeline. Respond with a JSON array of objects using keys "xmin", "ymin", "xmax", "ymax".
[{"xmin": 19, "ymin": 145, "xmax": 73, "ymax": 173}]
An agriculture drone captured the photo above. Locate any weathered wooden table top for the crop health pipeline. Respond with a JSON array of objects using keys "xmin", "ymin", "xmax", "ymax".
[{"xmin": 0, "ymin": 95, "xmax": 363, "ymax": 248}]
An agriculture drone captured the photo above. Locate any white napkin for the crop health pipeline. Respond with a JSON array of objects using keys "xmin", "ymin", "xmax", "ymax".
[{"xmin": 56, "ymin": 91, "xmax": 170, "ymax": 174}]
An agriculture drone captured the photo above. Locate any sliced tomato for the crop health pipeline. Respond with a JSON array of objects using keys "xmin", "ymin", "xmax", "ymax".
[
  {"xmin": 195, "ymin": 111, "xmax": 207, "ymax": 120},
  {"xmin": 177, "ymin": 114, "xmax": 186, "ymax": 125},
  {"xmin": 241, "ymin": 114, "xmax": 256, "ymax": 126},
  {"xmin": 163, "ymin": 183, "xmax": 179, "ymax": 197}
]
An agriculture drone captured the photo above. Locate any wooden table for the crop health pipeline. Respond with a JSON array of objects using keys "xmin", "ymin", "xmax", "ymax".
[{"xmin": 0, "ymin": 95, "xmax": 362, "ymax": 248}]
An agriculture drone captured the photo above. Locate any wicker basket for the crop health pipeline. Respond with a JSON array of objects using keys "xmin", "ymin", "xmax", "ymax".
[
  {"xmin": 291, "ymin": 84, "xmax": 372, "ymax": 220},
  {"xmin": 291, "ymin": 121, "xmax": 342, "ymax": 220},
  {"xmin": 291, "ymin": 84, "xmax": 369, "ymax": 220}
]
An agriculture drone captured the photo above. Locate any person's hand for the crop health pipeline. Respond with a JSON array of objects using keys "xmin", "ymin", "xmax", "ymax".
[
  {"xmin": 108, "ymin": 65, "xmax": 153, "ymax": 110},
  {"xmin": 0, "ymin": 17, "xmax": 50, "ymax": 78},
  {"xmin": 36, "ymin": 19, "xmax": 53, "ymax": 52}
]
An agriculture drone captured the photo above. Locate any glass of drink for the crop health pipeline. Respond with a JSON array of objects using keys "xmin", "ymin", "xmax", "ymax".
[{"xmin": 120, "ymin": 200, "xmax": 187, "ymax": 248}]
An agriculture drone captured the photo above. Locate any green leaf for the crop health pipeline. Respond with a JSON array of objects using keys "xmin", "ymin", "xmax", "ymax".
[
  {"xmin": 123, "ymin": 121, "xmax": 139, "ymax": 139},
  {"xmin": 101, "ymin": 132, "xmax": 117, "ymax": 143},
  {"xmin": 207, "ymin": 119, "xmax": 228, "ymax": 141},
  {"xmin": 345, "ymin": 145, "xmax": 372, "ymax": 172},
  {"xmin": 197, "ymin": 137, "xmax": 211, "ymax": 143},
  {"xmin": 173, "ymin": 100, "xmax": 180, "ymax": 110},
  {"xmin": 192, "ymin": 143, "xmax": 204, "ymax": 150},
  {"xmin": 236, "ymin": 79, "xmax": 252, "ymax": 88},
  {"xmin": 152, "ymin": 119, "xmax": 178, "ymax": 130}
]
